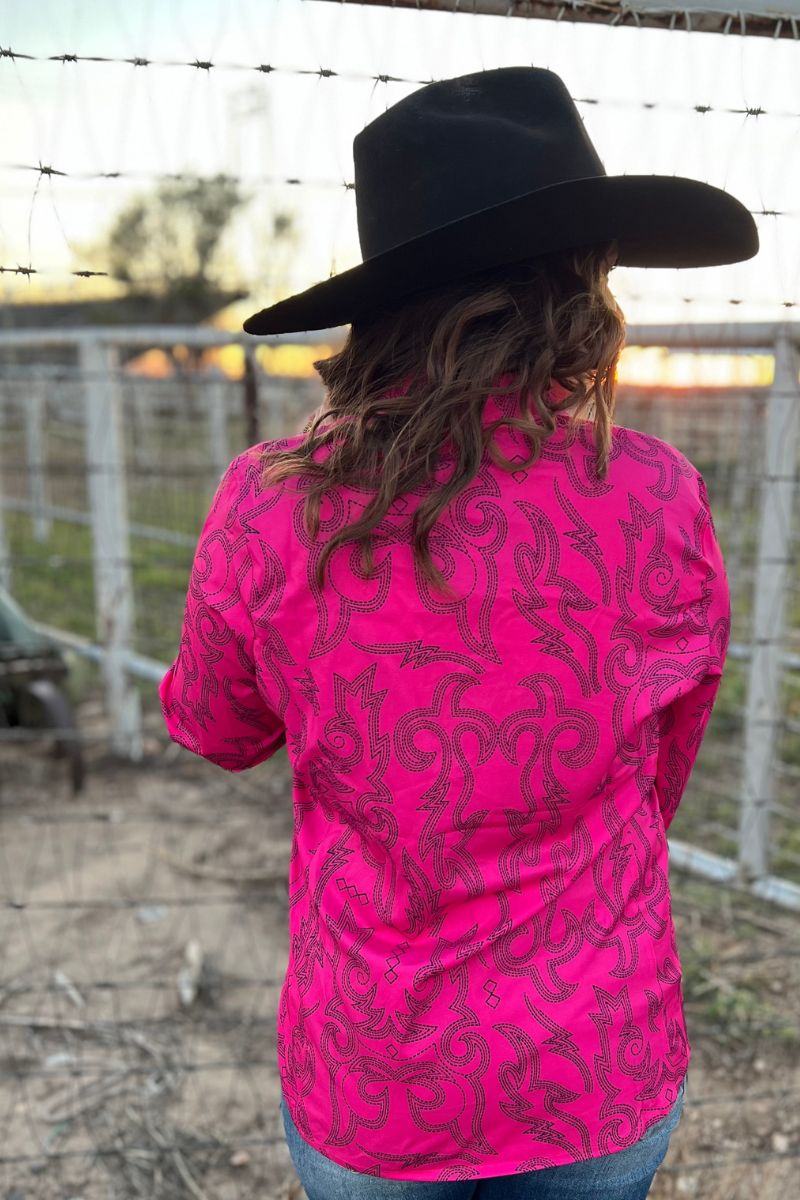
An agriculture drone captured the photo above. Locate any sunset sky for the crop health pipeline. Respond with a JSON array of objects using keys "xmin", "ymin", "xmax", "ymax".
[{"xmin": 0, "ymin": 0, "xmax": 797, "ymax": 382}]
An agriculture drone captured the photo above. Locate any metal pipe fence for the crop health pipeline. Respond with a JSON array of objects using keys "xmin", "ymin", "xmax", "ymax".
[{"xmin": 1, "ymin": 322, "xmax": 798, "ymax": 914}]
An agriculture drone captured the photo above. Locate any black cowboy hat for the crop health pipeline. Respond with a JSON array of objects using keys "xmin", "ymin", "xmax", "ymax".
[{"xmin": 243, "ymin": 65, "xmax": 759, "ymax": 336}]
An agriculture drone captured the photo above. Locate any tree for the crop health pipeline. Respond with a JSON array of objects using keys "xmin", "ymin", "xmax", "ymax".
[
  {"xmin": 102, "ymin": 173, "xmax": 249, "ymax": 304},
  {"xmin": 74, "ymin": 174, "xmax": 297, "ymax": 369},
  {"xmin": 69, "ymin": 174, "xmax": 255, "ymax": 354}
]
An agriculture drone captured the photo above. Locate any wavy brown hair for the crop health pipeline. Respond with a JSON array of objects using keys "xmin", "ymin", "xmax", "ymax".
[{"xmin": 252, "ymin": 240, "xmax": 625, "ymax": 602}]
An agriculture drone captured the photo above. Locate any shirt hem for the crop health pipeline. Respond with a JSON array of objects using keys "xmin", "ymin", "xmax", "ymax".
[{"xmin": 282, "ymin": 1071, "xmax": 689, "ymax": 1183}]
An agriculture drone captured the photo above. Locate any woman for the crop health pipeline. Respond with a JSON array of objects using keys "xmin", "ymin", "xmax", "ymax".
[{"xmin": 160, "ymin": 67, "xmax": 757, "ymax": 1200}]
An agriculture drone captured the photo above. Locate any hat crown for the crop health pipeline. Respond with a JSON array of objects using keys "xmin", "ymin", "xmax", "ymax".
[{"xmin": 353, "ymin": 67, "xmax": 607, "ymax": 261}]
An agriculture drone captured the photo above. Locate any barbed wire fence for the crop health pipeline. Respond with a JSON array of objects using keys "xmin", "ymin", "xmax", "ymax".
[{"xmin": 1, "ymin": 2, "xmax": 799, "ymax": 1197}]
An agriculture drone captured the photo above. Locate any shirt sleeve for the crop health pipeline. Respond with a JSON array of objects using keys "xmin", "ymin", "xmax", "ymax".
[
  {"xmin": 158, "ymin": 456, "xmax": 287, "ymax": 772},
  {"xmin": 653, "ymin": 472, "xmax": 731, "ymax": 832}
]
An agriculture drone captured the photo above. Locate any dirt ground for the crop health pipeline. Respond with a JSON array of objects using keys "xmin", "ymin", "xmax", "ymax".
[{"xmin": 1, "ymin": 701, "xmax": 798, "ymax": 1200}]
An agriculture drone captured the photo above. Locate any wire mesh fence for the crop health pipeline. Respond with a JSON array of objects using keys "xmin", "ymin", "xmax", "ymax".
[{"xmin": 2, "ymin": 322, "xmax": 798, "ymax": 904}]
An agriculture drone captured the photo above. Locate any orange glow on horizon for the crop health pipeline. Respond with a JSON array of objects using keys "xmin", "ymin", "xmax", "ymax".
[
  {"xmin": 123, "ymin": 342, "xmax": 777, "ymax": 389},
  {"xmin": 124, "ymin": 348, "xmax": 175, "ymax": 378},
  {"xmin": 616, "ymin": 346, "xmax": 774, "ymax": 389}
]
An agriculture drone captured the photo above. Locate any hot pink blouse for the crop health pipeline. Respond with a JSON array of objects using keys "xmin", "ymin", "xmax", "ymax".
[{"xmin": 159, "ymin": 374, "xmax": 730, "ymax": 1181}]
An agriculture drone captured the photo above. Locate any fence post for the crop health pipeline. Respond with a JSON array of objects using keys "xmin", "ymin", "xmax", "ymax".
[
  {"xmin": 243, "ymin": 348, "xmax": 259, "ymax": 446},
  {"xmin": 726, "ymin": 388, "xmax": 757, "ymax": 594},
  {"xmin": 737, "ymin": 325, "xmax": 800, "ymax": 884},
  {"xmin": 0, "ymin": 390, "xmax": 9, "ymax": 593},
  {"xmin": 260, "ymin": 372, "xmax": 278, "ymax": 440},
  {"xmin": 129, "ymin": 376, "xmax": 154, "ymax": 472},
  {"xmin": 205, "ymin": 372, "xmax": 230, "ymax": 482},
  {"xmin": 81, "ymin": 337, "xmax": 143, "ymax": 761},
  {"xmin": 25, "ymin": 369, "xmax": 51, "ymax": 542}
]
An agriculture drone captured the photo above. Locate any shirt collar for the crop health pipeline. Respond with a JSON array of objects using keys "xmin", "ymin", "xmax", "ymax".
[
  {"xmin": 379, "ymin": 371, "xmax": 572, "ymax": 426},
  {"xmin": 315, "ymin": 373, "xmax": 573, "ymax": 443}
]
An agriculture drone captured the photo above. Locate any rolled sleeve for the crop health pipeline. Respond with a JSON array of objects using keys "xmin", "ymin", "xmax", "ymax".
[{"xmin": 159, "ymin": 457, "xmax": 286, "ymax": 772}]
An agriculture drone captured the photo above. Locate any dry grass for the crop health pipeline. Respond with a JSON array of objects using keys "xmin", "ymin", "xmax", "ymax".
[{"xmin": 1, "ymin": 707, "xmax": 797, "ymax": 1200}]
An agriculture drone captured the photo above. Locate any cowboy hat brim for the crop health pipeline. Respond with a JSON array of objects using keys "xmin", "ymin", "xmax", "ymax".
[{"xmin": 243, "ymin": 173, "xmax": 759, "ymax": 336}]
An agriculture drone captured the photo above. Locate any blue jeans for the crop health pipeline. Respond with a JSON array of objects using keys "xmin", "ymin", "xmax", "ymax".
[{"xmin": 280, "ymin": 1073, "xmax": 687, "ymax": 1200}]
